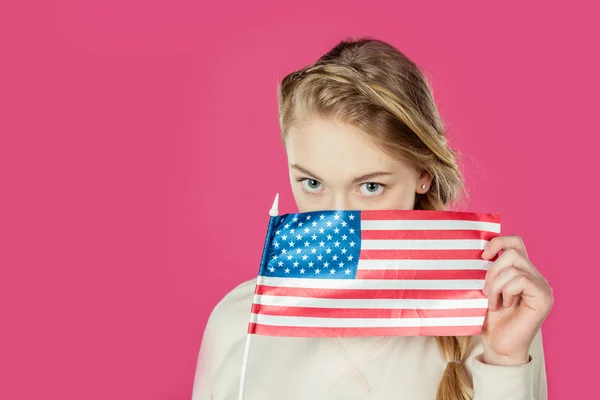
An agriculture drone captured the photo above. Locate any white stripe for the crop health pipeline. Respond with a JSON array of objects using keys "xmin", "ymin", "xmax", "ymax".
[
  {"xmin": 357, "ymin": 259, "xmax": 492, "ymax": 271},
  {"xmin": 258, "ymin": 276, "xmax": 484, "ymax": 290},
  {"xmin": 361, "ymin": 239, "xmax": 488, "ymax": 250},
  {"xmin": 250, "ymin": 313, "xmax": 485, "ymax": 328},
  {"xmin": 361, "ymin": 219, "xmax": 500, "ymax": 233},
  {"xmin": 253, "ymin": 294, "xmax": 489, "ymax": 309}
]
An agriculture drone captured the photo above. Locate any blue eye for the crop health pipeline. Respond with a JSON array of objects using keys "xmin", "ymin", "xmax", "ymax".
[
  {"xmin": 301, "ymin": 178, "xmax": 323, "ymax": 192},
  {"xmin": 359, "ymin": 182, "xmax": 384, "ymax": 196}
]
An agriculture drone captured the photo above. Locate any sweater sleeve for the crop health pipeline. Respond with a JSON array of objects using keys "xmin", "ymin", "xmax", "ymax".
[{"xmin": 471, "ymin": 329, "xmax": 548, "ymax": 400}]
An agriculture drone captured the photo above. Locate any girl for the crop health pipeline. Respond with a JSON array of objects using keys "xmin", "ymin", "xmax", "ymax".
[{"xmin": 192, "ymin": 37, "xmax": 552, "ymax": 400}]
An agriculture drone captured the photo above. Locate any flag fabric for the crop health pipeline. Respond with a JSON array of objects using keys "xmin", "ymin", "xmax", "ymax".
[{"xmin": 248, "ymin": 209, "xmax": 500, "ymax": 337}]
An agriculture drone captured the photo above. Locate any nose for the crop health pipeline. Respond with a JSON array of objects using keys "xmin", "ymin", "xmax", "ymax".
[{"xmin": 331, "ymin": 194, "xmax": 353, "ymax": 211}]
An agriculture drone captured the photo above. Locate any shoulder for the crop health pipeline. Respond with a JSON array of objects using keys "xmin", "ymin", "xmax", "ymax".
[
  {"xmin": 192, "ymin": 278, "xmax": 257, "ymax": 399},
  {"xmin": 203, "ymin": 277, "xmax": 257, "ymax": 358}
]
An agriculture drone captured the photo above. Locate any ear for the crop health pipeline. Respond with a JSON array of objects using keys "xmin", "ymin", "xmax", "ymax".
[{"xmin": 416, "ymin": 171, "xmax": 433, "ymax": 194}]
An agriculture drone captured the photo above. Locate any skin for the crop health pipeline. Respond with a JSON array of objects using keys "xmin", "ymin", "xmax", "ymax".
[{"xmin": 284, "ymin": 116, "xmax": 554, "ymax": 366}]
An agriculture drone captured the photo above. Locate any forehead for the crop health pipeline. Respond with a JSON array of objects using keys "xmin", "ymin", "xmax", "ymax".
[{"xmin": 285, "ymin": 117, "xmax": 410, "ymax": 179}]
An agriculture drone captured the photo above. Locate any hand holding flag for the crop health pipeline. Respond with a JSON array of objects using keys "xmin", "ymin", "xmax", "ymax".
[{"xmin": 480, "ymin": 235, "xmax": 554, "ymax": 366}]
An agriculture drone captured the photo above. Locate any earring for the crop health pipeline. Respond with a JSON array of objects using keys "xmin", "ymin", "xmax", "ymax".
[{"xmin": 421, "ymin": 184, "xmax": 427, "ymax": 190}]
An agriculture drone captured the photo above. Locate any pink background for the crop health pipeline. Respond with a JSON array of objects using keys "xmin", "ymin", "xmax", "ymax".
[{"xmin": 1, "ymin": 0, "xmax": 598, "ymax": 398}]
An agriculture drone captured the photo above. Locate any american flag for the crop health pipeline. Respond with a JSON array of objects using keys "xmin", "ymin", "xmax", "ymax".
[{"xmin": 248, "ymin": 209, "xmax": 500, "ymax": 337}]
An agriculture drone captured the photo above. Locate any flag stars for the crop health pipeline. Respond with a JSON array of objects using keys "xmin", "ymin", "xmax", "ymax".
[
  {"xmin": 348, "ymin": 255, "xmax": 354, "ymax": 261},
  {"xmin": 298, "ymin": 222, "xmax": 303, "ymax": 227},
  {"xmin": 342, "ymin": 235, "xmax": 347, "ymax": 240},
  {"xmin": 278, "ymin": 261, "xmax": 284, "ymax": 267},
  {"xmin": 312, "ymin": 221, "xmax": 318, "ymax": 227},
  {"xmin": 349, "ymin": 215, "xmax": 355, "ymax": 220},
  {"xmin": 274, "ymin": 241, "xmax": 280, "ymax": 248},
  {"xmin": 302, "ymin": 255, "xmax": 308, "ymax": 261},
  {"xmin": 304, "ymin": 241, "xmax": 310, "ymax": 247},
  {"xmin": 319, "ymin": 228, "xmax": 325, "ymax": 234},
  {"xmin": 319, "ymin": 241, "xmax": 325, "ymax": 247},
  {"xmin": 285, "ymin": 268, "xmax": 291, "ymax": 273},
  {"xmin": 315, "ymin": 269, "xmax": 321, "ymax": 274},
  {"xmin": 320, "ymin": 214, "xmax": 325, "ymax": 220},
  {"xmin": 300, "ymin": 268, "xmax": 305, "ymax": 274},
  {"xmin": 285, "ymin": 224, "xmax": 290, "ymax": 229},
  {"xmin": 282, "ymin": 249, "xmax": 287, "ymax": 254},
  {"xmin": 282, "ymin": 235, "xmax": 288, "ymax": 241},
  {"xmin": 312, "ymin": 234, "xmax": 317, "ymax": 240},
  {"xmin": 326, "ymin": 221, "xmax": 333, "ymax": 227},
  {"xmin": 296, "ymin": 248, "xmax": 302, "ymax": 254},
  {"xmin": 306, "ymin": 215, "xmax": 311, "ymax": 221},
  {"xmin": 332, "ymin": 255, "xmax": 338, "ymax": 261},
  {"xmin": 345, "ymin": 268, "xmax": 351, "ymax": 275},
  {"xmin": 334, "ymin": 214, "xmax": 340, "ymax": 220},
  {"xmin": 341, "ymin": 221, "xmax": 347, "ymax": 227},
  {"xmin": 287, "ymin": 255, "xmax": 293, "ymax": 260},
  {"xmin": 293, "ymin": 261, "xmax": 299, "ymax": 267},
  {"xmin": 292, "ymin": 217, "xmax": 298, "ymax": 222},
  {"xmin": 290, "ymin": 228, "xmax": 295, "ymax": 234},
  {"xmin": 289, "ymin": 241, "xmax": 295, "ymax": 247},
  {"xmin": 334, "ymin": 241, "xmax": 340, "ymax": 247},
  {"xmin": 349, "ymin": 241, "xmax": 355, "ymax": 247},
  {"xmin": 304, "ymin": 228, "xmax": 310, "ymax": 234},
  {"xmin": 339, "ymin": 262, "xmax": 345, "ymax": 268},
  {"xmin": 326, "ymin": 248, "xmax": 332, "ymax": 254},
  {"xmin": 311, "ymin": 248, "xmax": 317, "ymax": 254},
  {"xmin": 327, "ymin": 235, "xmax": 333, "ymax": 240},
  {"xmin": 272, "ymin": 255, "xmax": 278, "ymax": 260},
  {"xmin": 269, "ymin": 267, "xmax": 275, "ymax": 272},
  {"xmin": 324, "ymin": 262, "xmax": 329, "ymax": 268},
  {"xmin": 330, "ymin": 269, "xmax": 336, "ymax": 275},
  {"xmin": 334, "ymin": 228, "xmax": 340, "ymax": 234},
  {"xmin": 317, "ymin": 255, "xmax": 323, "ymax": 261},
  {"xmin": 308, "ymin": 262, "xmax": 314, "ymax": 267},
  {"xmin": 341, "ymin": 248, "xmax": 347, "ymax": 254},
  {"xmin": 349, "ymin": 228, "xmax": 355, "ymax": 234}
]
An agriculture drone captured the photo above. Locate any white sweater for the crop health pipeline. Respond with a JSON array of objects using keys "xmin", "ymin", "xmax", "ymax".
[{"xmin": 191, "ymin": 278, "xmax": 547, "ymax": 400}]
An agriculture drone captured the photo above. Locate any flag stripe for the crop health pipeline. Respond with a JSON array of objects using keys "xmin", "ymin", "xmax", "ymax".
[
  {"xmin": 258, "ymin": 276, "xmax": 484, "ymax": 290},
  {"xmin": 360, "ymin": 210, "xmax": 500, "ymax": 223},
  {"xmin": 253, "ymin": 294, "xmax": 489, "ymax": 309},
  {"xmin": 255, "ymin": 285, "xmax": 486, "ymax": 300},
  {"xmin": 356, "ymin": 269, "xmax": 487, "ymax": 280},
  {"xmin": 360, "ymin": 239, "xmax": 488, "ymax": 250},
  {"xmin": 361, "ymin": 229, "xmax": 498, "ymax": 241},
  {"xmin": 248, "ymin": 324, "xmax": 483, "ymax": 337},
  {"xmin": 356, "ymin": 259, "xmax": 492, "ymax": 270},
  {"xmin": 359, "ymin": 249, "xmax": 485, "ymax": 260},
  {"xmin": 251, "ymin": 304, "xmax": 488, "ymax": 319},
  {"xmin": 250, "ymin": 313, "xmax": 485, "ymax": 328},
  {"xmin": 360, "ymin": 219, "xmax": 500, "ymax": 233}
]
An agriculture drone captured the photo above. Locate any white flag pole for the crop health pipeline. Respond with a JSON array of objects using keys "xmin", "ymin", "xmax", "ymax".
[{"xmin": 238, "ymin": 193, "xmax": 279, "ymax": 400}]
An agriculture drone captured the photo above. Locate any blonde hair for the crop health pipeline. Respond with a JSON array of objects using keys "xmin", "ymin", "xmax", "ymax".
[{"xmin": 277, "ymin": 37, "xmax": 474, "ymax": 400}]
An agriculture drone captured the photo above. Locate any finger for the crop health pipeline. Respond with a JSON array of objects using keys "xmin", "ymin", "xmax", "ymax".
[
  {"xmin": 486, "ymin": 265, "xmax": 527, "ymax": 310},
  {"xmin": 500, "ymin": 273, "xmax": 538, "ymax": 309},
  {"xmin": 484, "ymin": 248, "xmax": 534, "ymax": 291},
  {"xmin": 482, "ymin": 235, "xmax": 528, "ymax": 260}
]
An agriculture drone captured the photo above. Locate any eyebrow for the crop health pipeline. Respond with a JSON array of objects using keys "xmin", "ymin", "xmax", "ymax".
[{"xmin": 291, "ymin": 164, "xmax": 394, "ymax": 184}]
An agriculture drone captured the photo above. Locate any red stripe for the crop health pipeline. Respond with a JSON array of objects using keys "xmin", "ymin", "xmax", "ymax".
[
  {"xmin": 360, "ymin": 210, "xmax": 500, "ymax": 223},
  {"xmin": 361, "ymin": 229, "xmax": 498, "ymax": 241},
  {"xmin": 251, "ymin": 304, "xmax": 487, "ymax": 319},
  {"xmin": 248, "ymin": 323, "xmax": 483, "ymax": 337},
  {"xmin": 360, "ymin": 249, "xmax": 485, "ymax": 260},
  {"xmin": 255, "ymin": 285, "xmax": 486, "ymax": 300},
  {"xmin": 355, "ymin": 269, "xmax": 487, "ymax": 280}
]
